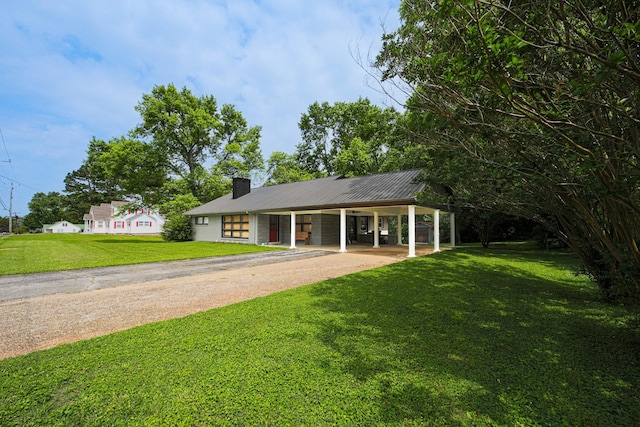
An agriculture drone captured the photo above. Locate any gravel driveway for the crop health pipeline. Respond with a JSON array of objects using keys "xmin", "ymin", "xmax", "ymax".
[{"xmin": 0, "ymin": 248, "xmax": 419, "ymax": 360}]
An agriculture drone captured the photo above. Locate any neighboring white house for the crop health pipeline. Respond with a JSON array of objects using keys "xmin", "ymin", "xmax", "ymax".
[
  {"xmin": 83, "ymin": 201, "xmax": 165, "ymax": 235},
  {"xmin": 44, "ymin": 221, "xmax": 84, "ymax": 233}
]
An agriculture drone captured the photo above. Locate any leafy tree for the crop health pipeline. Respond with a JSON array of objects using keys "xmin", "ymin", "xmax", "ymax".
[
  {"xmin": 23, "ymin": 192, "xmax": 70, "ymax": 229},
  {"xmin": 65, "ymin": 136, "xmax": 167, "ymax": 218},
  {"xmin": 64, "ymin": 137, "xmax": 123, "ymax": 216},
  {"xmin": 264, "ymin": 151, "xmax": 322, "ymax": 186},
  {"xmin": 376, "ymin": 1, "xmax": 640, "ymax": 301},
  {"xmin": 213, "ymin": 104, "xmax": 264, "ymax": 180},
  {"xmin": 95, "ymin": 136, "xmax": 167, "ymax": 205},
  {"xmin": 0, "ymin": 216, "xmax": 9, "ymax": 233},
  {"xmin": 296, "ymin": 99, "xmax": 402, "ymax": 176},
  {"xmin": 132, "ymin": 84, "xmax": 263, "ymax": 201}
]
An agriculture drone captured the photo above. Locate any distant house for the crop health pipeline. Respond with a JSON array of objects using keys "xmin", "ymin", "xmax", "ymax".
[
  {"xmin": 44, "ymin": 220, "xmax": 84, "ymax": 233},
  {"xmin": 83, "ymin": 201, "xmax": 165, "ymax": 235},
  {"xmin": 185, "ymin": 169, "xmax": 455, "ymax": 258}
]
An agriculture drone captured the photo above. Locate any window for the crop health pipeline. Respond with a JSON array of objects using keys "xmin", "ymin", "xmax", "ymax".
[
  {"xmin": 195, "ymin": 216, "xmax": 209, "ymax": 225},
  {"xmin": 295, "ymin": 215, "xmax": 312, "ymax": 232},
  {"xmin": 379, "ymin": 217, "xmax": 385, "ymax": 229},
  {"xmin": 222, "ymin": 214, "xmax": 249, "ymax": 239}
]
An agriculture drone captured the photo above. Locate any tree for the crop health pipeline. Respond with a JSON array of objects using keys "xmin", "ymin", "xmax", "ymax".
[
  {"xmin": 95, "ymin": 136, "xmax": 167, "ymax": 205},
  {"xmin": 64, "ymin": 137, "xmax": 123, "ymax": 217},
  {"xmin": 23, "ymin": 192, "xmax": 69, "ymax": 229},
  {"xmin": 264, "ymin": 151, "xmax": 322, "ymax": 186},
  {"xmin": 132, "ymin": 84, "xmax": 263, "ymax": 201},
  {"xmin": 296, "ymin": 99, "xmax": 402, "ymax": 176},
  {"xmin": 376, "ymin": 1, "xmax": 640, "ymax": 301},
  {"xmin": 65, "ymin": 136, "xmax": 167, "ymax": 218}
]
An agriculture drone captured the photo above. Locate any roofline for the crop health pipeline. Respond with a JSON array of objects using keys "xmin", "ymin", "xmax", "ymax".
[{"xmin": 186, "ymin": 199, "xmax": 454, "ymax": 216}]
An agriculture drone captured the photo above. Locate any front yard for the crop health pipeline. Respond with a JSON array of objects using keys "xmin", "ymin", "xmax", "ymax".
[{"xmin": 1, "ymin": 244, "xmax": 638, "ymax": 425}]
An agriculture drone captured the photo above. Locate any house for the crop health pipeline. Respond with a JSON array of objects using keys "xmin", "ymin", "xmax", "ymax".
[
  {"xmin": 185, "ymin": 169, "xmax": 455, "ymax": 257},
  {"xmin": 43, "ymin": 220, "xmax": 84, "ymax": 233},
  {"xmin": 83, "ymin": 201, "xmax": 165, "ymax": 235}
]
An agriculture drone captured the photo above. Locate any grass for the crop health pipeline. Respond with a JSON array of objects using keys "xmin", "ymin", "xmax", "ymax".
[
  {"xmin": 1, "ymin": 244, "xmax": 639, "ymax": 425},
  {"xmin": 0, "ymin": 233, "xmax": 281, "ymax": 275}
]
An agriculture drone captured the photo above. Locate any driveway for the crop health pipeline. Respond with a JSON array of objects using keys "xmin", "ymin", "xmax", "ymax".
[
  {"xmin": 0, "ymin": 249, "xmax": 334, "ymax": 303},
  {"xmin": 0, "ymin": 247, "xmax": 427, "ymax": 360}
]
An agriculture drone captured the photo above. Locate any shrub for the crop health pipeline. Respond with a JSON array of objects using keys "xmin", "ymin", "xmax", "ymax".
[{"xmin": 161, "ymin": 215, "xmax": 193, "ymax": 242}]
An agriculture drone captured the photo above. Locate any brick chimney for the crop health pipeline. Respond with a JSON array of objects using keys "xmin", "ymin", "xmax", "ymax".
[{"xmin": 232, "ymin": 178, "xmax": 251, "ymax": 199}]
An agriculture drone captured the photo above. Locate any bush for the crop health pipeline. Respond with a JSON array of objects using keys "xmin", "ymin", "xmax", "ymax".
[{"xmin": 161, "ymin": 215, "xmax": 193, "ymax": 242}]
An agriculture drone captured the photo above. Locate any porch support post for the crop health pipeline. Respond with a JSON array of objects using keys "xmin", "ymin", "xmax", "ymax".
[
  {"xmin": 397, "ymin": 214, "xmax": 403, "ymax": 245},
  {"xmin": 408, "ymin": 205, "xmax": 416, "ymax": 258},
  {"xmin": 373, "ymin": 211, "xmax": 380, "ymax": 248},
  {"xmin": 450, "ymin": 212, "xmax": 456, "ymax": 248},
  {"xmin": 339, "ymin": 208, "xmax": 347, "ymax": 253},
  {"xmin": 433, "ymin": 209, "xmax": 440, "ymax": 253},
  {"xmin": 289, "ymin": 211, "xmax": 296, "ymax": 249}
]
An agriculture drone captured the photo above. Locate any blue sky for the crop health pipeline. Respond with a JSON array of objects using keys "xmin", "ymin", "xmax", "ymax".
[{"xmin": 0, "ymin": 0, "xmax": 401, "ymax": 218}]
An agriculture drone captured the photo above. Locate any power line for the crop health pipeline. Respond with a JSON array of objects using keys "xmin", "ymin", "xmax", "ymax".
[{"xmin": 0, "ymin": 128, "xmax": 17, "ymax": 181}]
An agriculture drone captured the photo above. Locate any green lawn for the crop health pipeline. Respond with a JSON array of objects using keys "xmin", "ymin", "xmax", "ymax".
[
  {"xmin": 1, "ymin": 245, "xmax": 639, "ymax": 425},
  {"xmin": 0, "ymin": 233, "xmax": 281, "ymax": 275}
]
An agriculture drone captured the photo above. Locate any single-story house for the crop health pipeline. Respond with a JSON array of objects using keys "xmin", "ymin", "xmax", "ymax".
[
  {"xmin": 83, "ymin": 201, "xmax": 165, "ymax": 235},
  {"xmin": 185, "ymin": 169, "xmax": 455, "ymax": 257},
  {"xmin": 43, "ymin": 221, "xmax": 84, "ymax": 233}
]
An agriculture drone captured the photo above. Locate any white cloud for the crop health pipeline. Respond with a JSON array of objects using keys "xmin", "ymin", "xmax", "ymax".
[{"xmin": 0, "ymin": 0, "xmax": 401, "ymax": 215}]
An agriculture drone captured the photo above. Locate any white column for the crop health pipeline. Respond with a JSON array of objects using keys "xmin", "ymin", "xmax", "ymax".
[
  {"xmin": 433, "ymin": 209, "xmax": 440, "ymax": 253},
  {"xmin": 397, "ymin": 214, "xmax": 403, "ymax": 245},
  {"xmin": 373, "ymin": 211, "xmax": 380, "ymax": 248},
  {"xmin": 408, "ymin": 205, "xmax": 416, "ymax": 258},
  {"xmin": 289, "ymin": 211, "xmax": 296, "ymax": 249},
  {"xmin": 339, "ymin": 209, "xmax": 347, "ymax": 253},
  {"xmin": 450, "ymin": 212, "xmax": 456, "ymax": 248}
]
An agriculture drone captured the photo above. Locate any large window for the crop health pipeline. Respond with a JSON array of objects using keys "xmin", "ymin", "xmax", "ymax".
[
  {"xmin": 296, "ymin": 214, "xmax": 312, "ymax": 232},
  {"xmin": 222, "ymin": 214, "xmax": 249, "ymax": 239}
]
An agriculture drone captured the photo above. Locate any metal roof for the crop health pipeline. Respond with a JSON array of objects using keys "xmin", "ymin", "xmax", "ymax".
[{"xmin": 185, "ymin": 169, "xmax": 438, "ymax": 216}]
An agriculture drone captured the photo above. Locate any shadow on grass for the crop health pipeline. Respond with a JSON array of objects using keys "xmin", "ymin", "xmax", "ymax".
[{"xmin": 309, "ymin": 249, "xmax": 640, "ymax": 425}]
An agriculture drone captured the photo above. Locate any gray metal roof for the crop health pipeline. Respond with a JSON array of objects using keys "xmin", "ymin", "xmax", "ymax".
[{"xmin": 185, "ymin": 169, "xmax": 430, "ymax": 216}]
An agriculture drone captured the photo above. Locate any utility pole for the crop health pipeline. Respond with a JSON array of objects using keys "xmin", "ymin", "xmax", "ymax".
[
  {"xmin": 8, "ymin": 183, "xmax": 13, "ymax": 234},
  {"xmin": 1, "ymin": 157, "xmax": 12, "ymax": 234}
]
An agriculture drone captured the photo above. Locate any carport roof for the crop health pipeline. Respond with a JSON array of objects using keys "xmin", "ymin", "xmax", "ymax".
[{"xmin": 185, "ymin": 169, "xmax": 446, "ymax": 216}]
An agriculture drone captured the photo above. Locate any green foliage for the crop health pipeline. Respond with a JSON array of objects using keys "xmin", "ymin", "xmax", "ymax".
[
  {"xmin": 377, "ymin": 0, "xmax": 640, "ymax": 302},
  {"xmin": 158, "ymin": 194, "xmax": 201, "ymax": 242},
  {"xmin": 65, "ymin": 136, "xmax": 167, "ymax": 209},
  {"xmin": 23, "ymin": 192, "xmax": 75, "ymax": 229},
  {"xmin": 296, "ymin": 98, "xmax": 403, "ymax": 176},
  {"xmin": 1, "ymin": 246, "xmax": 638, "ymax": 425},
  {"xmin": 161, "ymin": 214, "xmax": 193, "ymax": 242},
  {"xmin": 131, "ymin": 84, "xmax": 264, "ymax": 201},
  {"xmin": 0, "ymin": 234, "xmax": 279, "ymax": 275},
  {"xmin": 264, "ymin": 151, "xmax": 323, "ymax": 185}
]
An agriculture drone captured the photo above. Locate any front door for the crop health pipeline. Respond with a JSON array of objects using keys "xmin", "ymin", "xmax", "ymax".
[
  {"xmin": 349, "ymin": 216, "xmax": 358, "ymax": 243},
  {"xmin": 269, "ymin": 215, "xmax": 279, "ymax": 242}
]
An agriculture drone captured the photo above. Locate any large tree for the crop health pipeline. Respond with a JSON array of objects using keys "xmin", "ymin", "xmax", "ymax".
[
  {"xmin": 264, "ymin": 151, "xmax": 322, "ymax": 186},
  {"xmin": 132, "ymin": 84, "xmax": 263, "ymax": 201},
  {"xmin": 296, "ymin": 99, "xmax": 402, "ymax": 176},
  {"xmin": 23, "ymin": 192, "xmax": 70, "ymax": 229},
  {"xmin": 65, "ymin": 136, "xmax": 167, "ymax": 215},
  {"xmin": 376, "ymin": 1, "xmax": 640, "ymax": 301}
]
